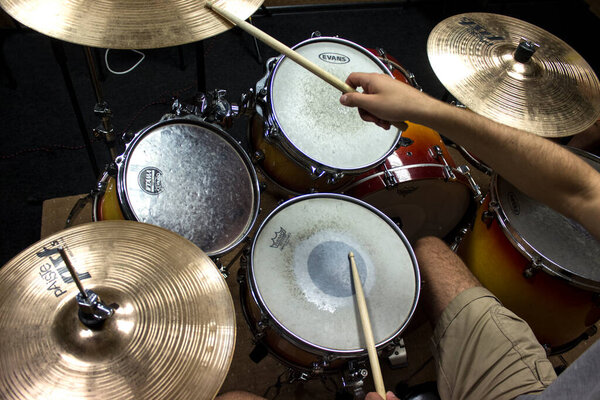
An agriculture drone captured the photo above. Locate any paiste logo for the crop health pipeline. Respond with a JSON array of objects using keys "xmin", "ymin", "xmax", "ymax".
[{"xmin": 458, "ymin": 16, "xmax": 505, "ymax": 45}]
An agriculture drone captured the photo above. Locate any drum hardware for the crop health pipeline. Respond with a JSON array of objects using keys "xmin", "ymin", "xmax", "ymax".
[
  {"xmin": 449, "ymin": 226, "xmax": 470, "ymax": 253},
  {"xmin": 170, "ymin": 88, "xmax": 245, "ymax": 129},
  {"xmin": 428, "ymin": 13, "xmax": 600, "ymax": 137},
  {"xmin": 455, "ymin": 164, "xmax": 483, "ymax": 202},
  {"xmin": 56, "ymin": 246, "xmax": 117, "ymax": 328},
  {"xmin": 386, "ymin": 338, "xmax": 408, "ymax": 369},
  {"xmin": 523, "ymin": 258, "xmax": 543, "ymax": 279},
  {"xmin": 341, "ymin": 360, "xmax": 369, "ymax": 399},
  {"xmin": 429, "ymin": 145, "xmax": 456, "ymax": 180},
  {"xmin": 376, "ymin": 47, "xmax": 422, "ymax": 91},
  {"xmin": 481, "ymin": 204, "xmax": 497, "ymax": 227},
  {"xmin": 383, "ymin": 164, "xmax": 399, "ymax": 188}
]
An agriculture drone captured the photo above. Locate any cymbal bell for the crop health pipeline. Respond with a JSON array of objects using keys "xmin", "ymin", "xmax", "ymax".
[
  {"xmin": 0, "ymin": 0, "xmax": 264, "ymax": 49},
  {"xmin": 427, "ymin": 12, "xmax": 600, "ymax": 137},
  {"xmin": 0, "ymin": 220, "xmax": 235, "ymax": 399}
]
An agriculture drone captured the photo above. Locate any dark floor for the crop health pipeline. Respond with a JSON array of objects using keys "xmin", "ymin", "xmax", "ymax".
[{"xmin": 0, "ymin": 0, "xmax": 598, "ymax": 266}]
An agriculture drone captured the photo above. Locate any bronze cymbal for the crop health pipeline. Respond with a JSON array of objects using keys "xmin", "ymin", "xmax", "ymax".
[
  {"xmin": 0, "ymin": 220, "xmax": 235, "ymax": 400},
  {"xmin": 427, "ymin": 13, "xmax": 600, "ymax": 137},
  {"xmin": 0, "ymin": 0, "xmax": 263, "ymax": 49}
]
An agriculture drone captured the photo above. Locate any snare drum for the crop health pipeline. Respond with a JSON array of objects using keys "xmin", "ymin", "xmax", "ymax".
[
  {"xmin": 241, "ymin": 194, "xmax": 420, "ymax": 372},
  {"xmin": 457, "ymin": 148, "xmax": 600, "ymax": 351},
  {"xmin": 344, "ymin": 122, "xmax": 472, "ymax": 243},
  {"xmin": 93, "ymin": 118, "xmax": 260, "ymax": 258},
  {"xmin": 250, "ymin": 36, "xmax": 403, "ymax": 194}
]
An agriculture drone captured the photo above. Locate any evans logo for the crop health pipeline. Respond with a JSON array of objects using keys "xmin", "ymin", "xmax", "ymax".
[{"xmin": 318, "ymin": 52, "xmax": 350, "ymax": 64}]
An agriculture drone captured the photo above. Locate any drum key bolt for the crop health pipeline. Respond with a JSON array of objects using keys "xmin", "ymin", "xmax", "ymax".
[
  {"xmin": 456, "ymin": 165, "xmax": 483, "ymax": 202},
  {"xmin": 252, "ymin": 150, "xmax": 265, "ymax": 163},
  {"xmin": 383, "ymin": 165, "xmax": 399, "ymax": 188},
  {"xmin": 523, "ymin": 258, "xmax": 543, "ymax": 279}
]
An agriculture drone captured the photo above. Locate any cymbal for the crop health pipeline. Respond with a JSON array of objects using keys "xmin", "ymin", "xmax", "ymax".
[
  {"xmin": 427, "ymin": 13, "xmax": 600, "ymax": 137},
  {"xmin": 0, "ymin": 221, "xmax": 235, "ymax": 399},
  {"xmin": 0, "ymin": 0, "xmax": 264, "ymax": 49}
]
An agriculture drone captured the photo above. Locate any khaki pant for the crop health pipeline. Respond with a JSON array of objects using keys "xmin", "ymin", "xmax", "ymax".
[{"xmin": 431, "ymin": 287, "xmax": 557, "ymax": 400}]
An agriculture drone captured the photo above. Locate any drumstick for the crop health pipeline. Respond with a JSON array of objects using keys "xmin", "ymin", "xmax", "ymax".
[
  {"xmin": 206, "ymin": 2, "xmax": 408, "ymax": 132},
  {"xmin": 349, "ymin": 252, "xmax": 386, "ymax": 399},
  {"xmin": 206, "ymin": 1, "xmax": 354, "ymax": 93}
]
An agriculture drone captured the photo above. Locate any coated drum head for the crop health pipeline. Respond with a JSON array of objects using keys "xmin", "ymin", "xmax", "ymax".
[
  {"xmin": 270, "ymin": 37, "xmax": 400, "ymax": 171},
  {"xmin": 250, "ymin": 194, "xmax": 419, "ymax": 354},
  {"xmin": 117, "ymin": 119, "xmax": 259, "ymax": 257},
  {"xmin": 494, "ymin": 149, "xmax": 600, "ymax": 290}
]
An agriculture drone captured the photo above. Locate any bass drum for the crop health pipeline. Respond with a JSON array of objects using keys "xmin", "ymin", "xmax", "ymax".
[
  {"xmin": 241, "ymin": 194, "xmax": 420, "ymax": 373},
  {"xmin": 94, "ymin": 118, "xmax": 260, "ymax": 258},
  {"xmin": 457, "ymin": 147, "xmax": 600, "ymax": 352},
  {"xmin": 344, "ymin": 122, "xmax": 472, "ymax": 243},
  {"xmin": 250, "ymin": 36, "xmax": 404, "ymax": 195}
]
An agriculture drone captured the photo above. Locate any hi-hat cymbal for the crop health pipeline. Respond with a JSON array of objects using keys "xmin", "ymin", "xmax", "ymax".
[
  {"xmin": 0, "ymin": 220, "xmax": 235, "ymax": 399},
  {"xmin": 427, "ymin": 13, "xmax": 600, "ymax": 137},
  {"xmin": 0, "ymin": 0, "xmax": 263, "ymax": 49}
]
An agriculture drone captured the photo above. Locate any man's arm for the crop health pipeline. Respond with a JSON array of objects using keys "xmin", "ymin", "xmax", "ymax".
[{"xmin": 340, "ymin": 72, "xmax": 600, "ymax": 240}]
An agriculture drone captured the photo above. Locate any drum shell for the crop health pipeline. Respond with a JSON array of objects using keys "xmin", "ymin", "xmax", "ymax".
[
  {"xmin": 344, "ymin": 122, "xmax": 471, "ymax": 242},
  {"xmin": 93, "ymin": 176, "xmax": 125, "ymax": 221},
  {"xmin": 241, "ymin": 278, "xmax": 347, "ymax": 371},
  {"xmin": 457, "ymin": 195, "xmax": 600, "ymax": 349}
]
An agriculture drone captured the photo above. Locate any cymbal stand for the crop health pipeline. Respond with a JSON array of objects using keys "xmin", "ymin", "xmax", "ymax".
[
  {"xmin": 84, "ymin": 46, "xmax": 118, "ymax": 160},
  {"xmin": 57, "ymin": 246, "xmax": 117, "ymax": 329},
  {"xmin": 50, "ymin": 39, "xmax": 100, "ymax": 177}
]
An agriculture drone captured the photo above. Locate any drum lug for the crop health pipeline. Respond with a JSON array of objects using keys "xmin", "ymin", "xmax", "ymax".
[
  {"xmin": 456, "ymin": 164, "xmax": 484, "ymax": 203},
  {"xmin": 383, "ymin": 165, "xmax": 398, "ymax": 188},
  {"xmin": 429, "ymin": 145, "xmax": 456, "ymax": 181},
  {"xmin": 310, "ymin": 166, "xmax": 326, "ymax": 179},
  {"xmin": 449, "ymin": 226, "xmax": 470, "ymax": 252},
  {"xmin": 252, "ymin": 150, "xmax": 265, "ymax": 164},
  {"xmin": 482, "ymin": 201, "xmax": 498, "ymax": 227},
  {"xmin": 264, "ymin": 125, "xmax": 279, "ymax": 141},
  {"xmin": 327, "ymin": 172, "xmax": 345, "ymax": 185},
  {"xmin": 310, "ymin": 31, "xmax": 322, "ymax": 38},
  {"xmin": 523, "ymin": 258, "xmax": 543, "ymax": 278}
]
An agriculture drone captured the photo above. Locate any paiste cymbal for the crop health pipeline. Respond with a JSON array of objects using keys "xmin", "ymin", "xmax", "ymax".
[
  {"xmin": 0, "ymin": 220, "xmax": 235, "ymax": 399},
  {"xmin": 427, "ymin": 13, "xmax": 600, "ymax": 137},
  {"xmin": 0, "ymin": 0, "xmax": 263, "ymax": 49}
]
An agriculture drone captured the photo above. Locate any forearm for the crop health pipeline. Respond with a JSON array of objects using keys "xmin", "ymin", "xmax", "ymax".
[{"xmin": 418, "ymin": 100, "xmax": 600, "ymax": 239}]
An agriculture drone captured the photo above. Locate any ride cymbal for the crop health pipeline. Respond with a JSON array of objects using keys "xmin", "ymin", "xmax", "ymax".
[
  {"xmin": 0, "ymin": 0, "xmax": 263, "ymax": 49},
  {"xmin": 0, "ymin": 220, "xmax": 235, "ymax": 400},
  {"xmin": 427, "ymin": 13, "xmax": 600, "ymax": 137}
]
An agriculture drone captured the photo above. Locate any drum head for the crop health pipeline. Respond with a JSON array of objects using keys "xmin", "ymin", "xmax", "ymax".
[
  {"xmin": 494, "ymin": 149, "xmax": 600, "ymax": 290},
  {"xmin": 270, "ymin": 37, "xmax": 400, "ymax": 171},
  {"xmin": 250, "ymin": 194, "xmax": 419, "ymax": 354},
  {"xmin": 117, "ymin": 119, "xmax": 259, "ymax": 257}
]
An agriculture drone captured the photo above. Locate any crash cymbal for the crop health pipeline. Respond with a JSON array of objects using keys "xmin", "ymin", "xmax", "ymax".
[
  {"xmin": 427, "ymin": 13, "xmax": 600, "ymax": 137},
  {"xmin": 0, "ymin": 0, "xmax": 263, "ymax": 49},
  {"xmin": 0, "ymin": 220, "xmax": 235, "ymax": 399}
]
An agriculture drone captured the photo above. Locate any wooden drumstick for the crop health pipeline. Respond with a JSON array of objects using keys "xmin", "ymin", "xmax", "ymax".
[
  {"xmin": 205, "ymin": 1, "xmax": 408, "ymax": 132},
  {"xmin": 349, "ymin": 252, "xmax": 386, "ymax": 399},
  {"xmin": 206, "ymin": 1, "xmax": 354, "ymax": 93}
]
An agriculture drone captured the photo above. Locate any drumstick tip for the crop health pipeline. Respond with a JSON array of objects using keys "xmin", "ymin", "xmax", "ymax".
[{"xmin": 348, "ymin": 251, "xmax": 354, "ymax": 259}]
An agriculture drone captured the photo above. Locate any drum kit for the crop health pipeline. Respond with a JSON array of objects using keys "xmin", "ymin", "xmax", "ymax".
[{"xmin": 1, "ymin": 0, "xmax": 600, "ymax": 398}]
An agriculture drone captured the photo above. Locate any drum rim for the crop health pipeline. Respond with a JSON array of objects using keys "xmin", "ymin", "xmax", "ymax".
[
  {"xmin": 489, "ymin": 152, "xmax": 600, "ymax": 292},
  {"xmin": 266, "ymin": 36, "xmax": 402, "ymax": 174},
  {"xmin": 248, "ymin": 192, "xmax": 421, "ymax": 357},
  {"xmin": 114, "ymin": 117, "xmax": 261, "ymax": 258}
]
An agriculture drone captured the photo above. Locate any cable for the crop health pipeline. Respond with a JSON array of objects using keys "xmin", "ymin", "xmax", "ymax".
[{"xmin": 104, "ymin": 49, "xmax": 146, "ymax": 75}]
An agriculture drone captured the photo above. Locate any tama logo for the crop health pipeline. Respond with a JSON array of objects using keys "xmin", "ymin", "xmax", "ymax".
[
  {"xmin": 138, "ymin": 167, "xmax": 163, "ymax": 194},
  {"xmin": 319, "ymin": 52, "xmax": 350, "ymax": 64}
]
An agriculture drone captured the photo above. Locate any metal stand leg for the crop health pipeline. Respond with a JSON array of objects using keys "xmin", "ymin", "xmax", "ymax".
[
  {"xmin": 50, "ymin": 39, "xmax": 100, "ymax": 178},
  {"xmin": 196, "ymin": 41, "xmax": 206, "ymax": 94}
]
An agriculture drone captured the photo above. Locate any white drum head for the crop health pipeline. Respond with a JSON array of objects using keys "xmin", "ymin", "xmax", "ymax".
[
  {"xmin": 494, "ymin": 149, "xmax": 600, "ymax": 290},
  {"xmin": 250, "ymin": 194, "xmax": 419, "ymax": 354},
  {"xmin": 118, "ymin": 120, "xmax": 259, "ymax": 257},
  {"xmin": 270, "ymin": 38, "xmax": 400, "ymax": 171}
]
